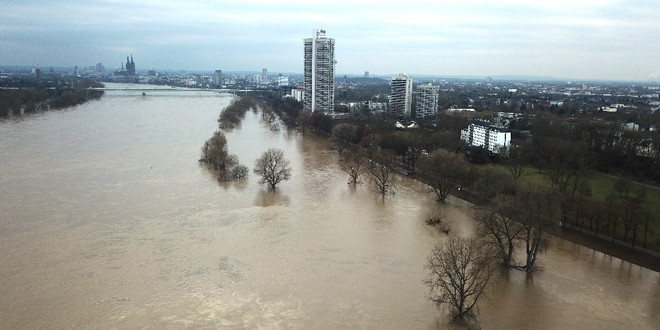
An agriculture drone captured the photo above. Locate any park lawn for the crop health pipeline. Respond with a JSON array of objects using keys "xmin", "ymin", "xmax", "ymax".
[
  {"xmin": 495, "ymin": 164, "xmax": 660, "ymax": 250},
  {"xmin": 587, "ymin": 171, "xmax": 660, "ymax": 249}
]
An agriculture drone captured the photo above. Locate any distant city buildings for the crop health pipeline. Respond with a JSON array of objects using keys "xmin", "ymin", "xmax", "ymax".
[
  {"xmin": 389, "ymin": 74, "xmax": 413, "ymax": 117},
  {"xmin": 461, "ymin": 120, "xmax": 511, "ymax": 154},
  {"xmin": 84, "ymin": 63, "xmax": 105, "ymax": 74},
  {"xmin": 261, "ymin": 68, "xmax": 268, "ymax": 83},
  {"xmin": 304, "ymin": 29, "xmax": 335, "ymax": 112},
  {"xmin": 416, "ymin": 82, "xmax": 439, "ymax": 118}
]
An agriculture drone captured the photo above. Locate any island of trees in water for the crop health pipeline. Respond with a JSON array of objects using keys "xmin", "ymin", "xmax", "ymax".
[{"xmin": 199, "ymin": 96, "xmax": 292, "ymax": 190}]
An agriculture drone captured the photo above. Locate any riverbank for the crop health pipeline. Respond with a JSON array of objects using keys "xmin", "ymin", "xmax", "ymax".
[
  {"xmin": 451, "ymin": 187, "xmax": 660, "ymax": 274},
  {"xmin": 0, "ymin": 80, "xmax": 104, "ymax": 118},
  {"xmin": 550, "ymin": 225, "xmax": 660, "ymax": 272},
  {"xmin": 278, "ymin": 106, "xmax": 660, "ymax": 273}
]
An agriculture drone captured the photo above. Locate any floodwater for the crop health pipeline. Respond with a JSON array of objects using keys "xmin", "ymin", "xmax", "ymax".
[{"xmin": 0, "ymin": 84, "xmax": 657, "ymax": 329}]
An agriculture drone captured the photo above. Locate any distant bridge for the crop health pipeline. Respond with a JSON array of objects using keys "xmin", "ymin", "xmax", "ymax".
[{"xmin": 88, "ymin": 87, "xmax": 253, "ymax": 93}]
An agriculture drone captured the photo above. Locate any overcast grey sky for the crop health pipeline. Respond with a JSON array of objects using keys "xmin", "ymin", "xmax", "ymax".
[{"xmin": 1, "ymin": 0, "xmax": 659, "ymax": 80}]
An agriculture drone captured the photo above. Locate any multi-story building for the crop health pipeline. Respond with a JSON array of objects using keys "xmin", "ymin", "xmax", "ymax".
[
  {"xmin": 213, "ymin": 70, "xmax": 223, "ymax": 86},
  {"xmin": 304, "ymin": 29, "xmax": 335, "ymax": 112},
  {"xmin": 416, "ymin": 82, "xmax": 439, "ymax": 118},
  {"xmin": 276, "ymin": 74, "xmax": 289, "ymax": 87},
  {"xmin": 460, "ymin": 120, "xmax": 511, "ymax": 154},
  {"xmin": 389, "ymin": 74, "xmax": 413, "ymax": 117},
  {"xmin": 261, "ymin": 68, "xmax": 268, "ymax": 83},
  {"xmin": 290, "ymin": 88, "xmax": 303, "ymax": 102}
]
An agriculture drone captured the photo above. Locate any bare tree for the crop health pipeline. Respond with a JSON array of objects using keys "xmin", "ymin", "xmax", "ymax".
[
  {"xmin": 514, "ymin": 184, "xmax": 555, "ymax": 272},
  {"xmin": 538, "ymin": 138, "xmax": 589, "ymax": 194},
  {"xmin": 418, "ymin": 149, "xmax": 465, "ymax": 202},
  {"xmin": 425, "ymin": 238, "xmax": 494, "ymax": 322},
  {"xmin": 340, "ymin": 149, "xmax": 366, "ymax": 185},
  {"xmin": 476, "ymin": 194, "xmax": 523, "ymax": 268},
  {"xmin": 253, "ymin": 148, "xmax": 292, "ymax": 190},
  {"xmin": 330, "ymin": 123, "xmax": 359, "ymax": 154},
  {"xmin": 504, "ymin": 145, "xmax": 527, "ymax": 185},
  {"xmin": 367, "ymin": 150, "xmax": 396, "ymax": 196},
  {"xmin": 297, "ymin": 110, "xmax": 312, "ymax": 135}
]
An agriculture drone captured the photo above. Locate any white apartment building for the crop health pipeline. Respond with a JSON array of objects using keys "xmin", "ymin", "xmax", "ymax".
[
  {"xmin": 460, "ymin": 120, "xmax": 511, "ymax": 154},
  {"xmin": 303, "ymin": 29, "xmax": 335, "ymax": 112},
  {"xmin": 290, "ymin": 88, "xmax": 303, "ymax": 102},
  {"xmin": 416, "ymin": 82, "xmax": 439, "ymax": 118},
  {"xmin": 390, "ymin": 74, "xmax": 413, "ymax": 117}
]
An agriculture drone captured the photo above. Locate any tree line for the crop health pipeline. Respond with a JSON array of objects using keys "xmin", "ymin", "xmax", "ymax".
[
  {"xmin": 0, "ymin": 78, "xmax": 104, "ymax": 118},
  {"xmin": 200, "ymin": 95, "xmax": 292, "ymax": 190}
]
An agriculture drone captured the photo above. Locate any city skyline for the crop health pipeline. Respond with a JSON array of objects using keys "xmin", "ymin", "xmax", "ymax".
[{"xmin": 2, "ymin": 1, "xmax": 659, "ymax": 81}]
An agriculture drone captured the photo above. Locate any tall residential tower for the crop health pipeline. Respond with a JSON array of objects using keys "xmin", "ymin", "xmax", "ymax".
[
  {"xmin": 416, "ymin": 82, "xmax": 439, "ymax": 118},
  {"xmin": 389, "ymin": 74, "xmax": 413, "ymax": 118},
  {"xmin": 304, "ymin": 29, "xmax": 335, "ymax": 112}
]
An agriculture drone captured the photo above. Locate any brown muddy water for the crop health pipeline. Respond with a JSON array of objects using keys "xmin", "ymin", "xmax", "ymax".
[{"xmin": 0, "ymin": 84, "xmax": 658, "ymax": 329}]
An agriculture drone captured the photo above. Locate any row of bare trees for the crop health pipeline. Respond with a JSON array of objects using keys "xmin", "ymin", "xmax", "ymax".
[
  {"xmin": 559, "ymin": 178, "xmax": 654, "ymax": 249},
  {"xmin": 476, "ymin": 184, "xmax": 555, "ymax": 271},
  {"xmin": 218, "ymin": 96, "xmax": 258, "ymax": 129},
  {"xmin": 202, "ymin": 96, "xmax": 293, "ymax": 189},
  {"xmin": 200, "ymin": 130, "xmax": 292, "ymax": 189}
]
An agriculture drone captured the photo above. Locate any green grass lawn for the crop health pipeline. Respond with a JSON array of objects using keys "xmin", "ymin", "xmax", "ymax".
[{"xmin": 494, "ymin": 164, "xmax": 660, "ymax": 251}]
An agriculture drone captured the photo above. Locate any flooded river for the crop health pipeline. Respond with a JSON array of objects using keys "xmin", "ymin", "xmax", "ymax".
[{"xmin": 0, "ymin": 85, "xmax": 658, "ymax": 329}]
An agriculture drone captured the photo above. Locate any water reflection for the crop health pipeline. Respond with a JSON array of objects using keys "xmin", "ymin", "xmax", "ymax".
[{"xmin": 254, "ymin": 190, "xmax": 290, "ymax": 207}]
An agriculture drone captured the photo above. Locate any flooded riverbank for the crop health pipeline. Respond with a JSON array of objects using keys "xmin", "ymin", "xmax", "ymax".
[{"xmin": 0, "ymin": 86, "xmax": 657, "ymax": 328}]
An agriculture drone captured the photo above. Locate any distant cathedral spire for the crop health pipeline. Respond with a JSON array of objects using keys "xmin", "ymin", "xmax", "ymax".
[{"xmin": 125, "ymin": 54, "xmax": 136, "ymax": 76}]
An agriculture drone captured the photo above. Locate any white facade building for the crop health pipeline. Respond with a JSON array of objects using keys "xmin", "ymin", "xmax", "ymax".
[
  {"xmin": 290, "ymin": 89, "xmax": 303, "ymax": 102},
  {"xmin": 304, "ymin": 29, "xmax": 335, "ymax": 112},
  {"xmin": 276, "ymin": 75, "xmax": 289, "ymax": 87},
  {"xmin": 416, "ymin": 82, "xmax": 439, "ymax": 118},
  {"xmin": 460, "ymin": 120, "xmax": 511, "ymax": 154},
  {"xmin": 389, "ymin": 74, "xmax": 413, "ymax": 117}
]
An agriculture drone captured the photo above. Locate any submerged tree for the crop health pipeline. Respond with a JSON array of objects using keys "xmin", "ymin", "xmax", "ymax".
[
  {"xmin": 425, "ymin": 238, "xmax": 494, "ymax": 322},
  {"xmin": 367, "ymin": 150, "xmax": 396, "ymax": 197},
  {"xmin": 418, "ymin": 149, "xmax": 466, "ymax": 202},
  {"xmin": 476, "ymin": 194, "xmax": 523, "ymax": 268},
  {"xmin": 340, "ymin": 149, "xmax": 367, "ymax": 185},
  {"xmin": 230, "ymin": 164, "xmax": 249, "ymax": 180},
  {"xmin": 200, "ymin": 130, "xmax": 245, "ymax": 181},
  {"xmin": 330, "ymin": 123, "xmax": 359, "ymax": 154},
  {"xmin": 200, "ymin": 130, "xmax": 229, "ymax": 169},
  {"xmin": 514, "ymin": 184, "xmax": 555, "ymax": 272},
  {"xmin": 218, "ymin": 96, "xmax": 257, "ymax": 129},
  {"xmin": 253, "ymin": 148, "xmax": 292, "ymax": 190}
]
